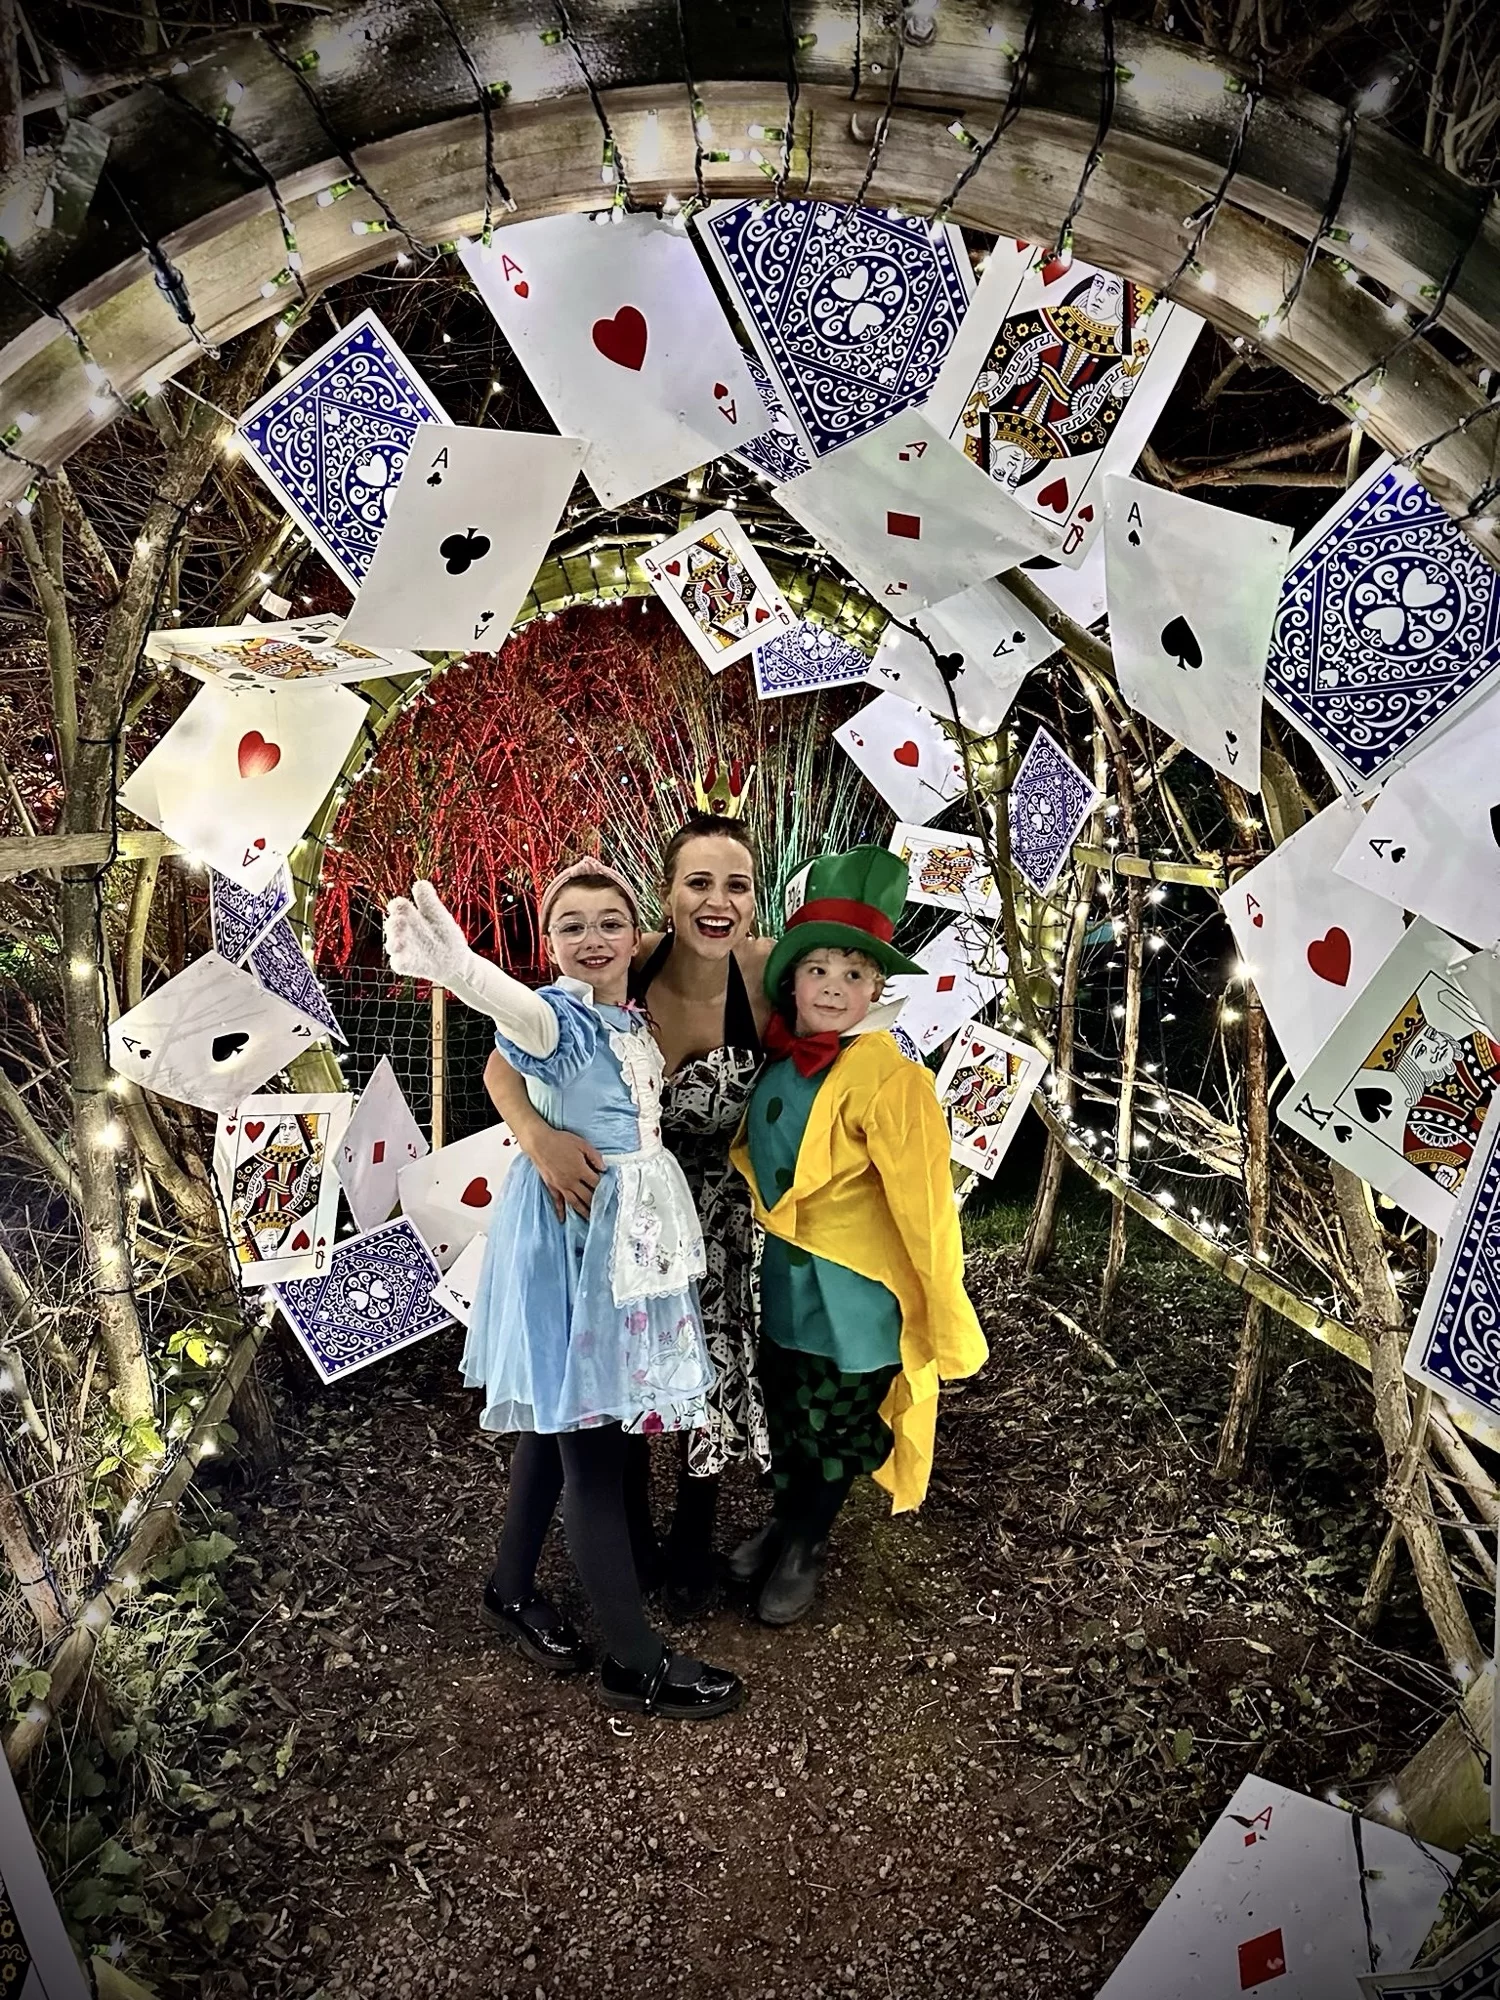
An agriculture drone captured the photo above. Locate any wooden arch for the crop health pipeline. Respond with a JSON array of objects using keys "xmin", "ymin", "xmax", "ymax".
[{"xmin": 3, "ymin": 2, "xmax": 1499, "ymax": 557}]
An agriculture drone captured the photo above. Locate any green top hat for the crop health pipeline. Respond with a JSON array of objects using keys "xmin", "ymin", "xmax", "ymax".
[{"xmin": 764, "ymin": 845, "xmax": 927, "ymax": 1000}]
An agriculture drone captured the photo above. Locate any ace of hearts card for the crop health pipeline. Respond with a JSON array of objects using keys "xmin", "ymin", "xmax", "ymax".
[
  {"xmin": 833, "ymin": 691, "xmax": 967, "ymax": 825},
  {"xmin": 926, "ymin": 241, "xmax": 1204, "ymax": 569},
  {"xmin": 340, "ymin": 424, "xmax": 588, "ymax": 653},
  {"xmin": 458, "ymin": 215, "xmax": 768, "ymax": 508},
  {"xmin": 934, "ymin": 1025, "xmax": 1047, "ymax": 1177},
  {"xmin": 109, "ymin": 953, "xmax": 318, "ymax": 1115},
  {"xmin": 213, "ymin": 1092, "xmax": 352, "ymax": 1287},
  {"xmin": 1277, "ymin": 918, "xmax": 1500, "ymax": 1234},
  {"xmin": 397, "ymin": 1121, "xmax": 521, "ymax": 1270},
  {"xmin": 337, "ymin": 1056, "xmax": 430, "ymax": 1233},
  {"xmin": 641, "ymin": 509, "xmax": 795, "ymax": 671}
]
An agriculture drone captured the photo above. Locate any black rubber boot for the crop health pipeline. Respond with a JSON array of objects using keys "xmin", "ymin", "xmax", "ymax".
[{"xmin": 756, "ymin": 1534, "xmax": 828, "ymax": 1626}]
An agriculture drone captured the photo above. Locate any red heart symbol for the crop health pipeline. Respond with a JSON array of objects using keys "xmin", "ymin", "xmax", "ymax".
[
  {"xmin": 754, "ymin": 606, "xmax": 769, "ymax": 622},
  {"xmin": 973, "ymin": 1133, "xmax": 988, "ymax": 1149},
  {"xmin": 1039, "ymin": 253, "xmax": 1070, "ymax": 285},
  {"xmin": 592, "ymin": 305, "xmax": 648, "ymax": 371},
  {"xmin": 252, "ymin": 838, "xmax": 266, "ymax": 851},
  {"xmin": 461, "ymin": 1176, "xmax": 491, "ymax": 1207},
  {"xmin": 237, "ymin": 730, "xmax": 281, "ymax": 779},
  {"xmin": 970, "ymin": 1042, "xmax": 985, "ymax": 1057},
  {"xmin": 1037, "ymin": 477, "xmax": 1070, "ymax": 515},
  {"xmin": 292, "ymin": 1228, "xmax": 310, "ymax": 1250},
  {"xmin": 665, "ymin": 559, "xmax": 681, "ymax": 576},
  {"xmin": 1077, "ymin": 503, "xmax": 1094, "ymax": 522},
  {"xmin": 936, "ymin": 974, "xmax": 956, "ymax": 993},
  {"xmin": 244, "ymin": 1120, "xmax": 264, "ymax": 1140},
  {"xmin": 1252, "ymin": 911, "xmax": 1264, "ymax": 928},
  {"xmin": 1306, "ymin": 927, "xmax": 1351, "ymax": 987},
  {"xmin": 893, "ymin": 741, "xmax": 920, "ymax": 768},
  {"xmin": 514, "ymin": 280, "xmax": 529, "ymax": 298},
  {"xmin": 713, "ymin": 381, "xmax": 728, "ymax": 399}
]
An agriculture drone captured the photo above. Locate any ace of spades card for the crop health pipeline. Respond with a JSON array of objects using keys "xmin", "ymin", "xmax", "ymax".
[
  {"xmin": 248, "ymin": 919, "xmax": 346, "ymax": 1046},
  {"xmin": 109, "ymin": 953, "xmax": 317, "ymax": 1115},
  {"xmin": 146, "ymin": 612, "xmax": 428, "ymax": 689},
  {"xmin": 340, "ymin": 424, "xmax": 588, "ymax": 653},
  {"xmin": 641, "ymin": 509, "xmax": 795, "ymax": 672},
  {"xmin": 883, "ymin": 917, "xmax": 1009, "ymax": 1057},
  {"xmin": 1007, "ymin": 727, "xmax": 1103, "ymax": 899},
  {"xmin": 868, "ymin": 575, "xmax": 1058, "ymax": 735},
  {"xmin": 459, "ymin": 216, "xmax": 768, "ymax": 508},
  {"xmin": 210, "ymin": 859, "xmax": 292, "ymax": 965},
  {"xmin": 1220, "ymin": 796, "xmax": 1407, "ymax": 1079},
  {"xmin": 1277, "ymin": 918, "xmax": 1500, "ymax": 1234},
  {"xmin": 775, "ymin": 412, "xmax": 1036, "ymax": 610},
  {"xmin": 213, "ymin": 1092, "xmax": 352, "ymax": 1287},
  {"xmin": 337, "ymin": 1056, "xmax": 430, "ymax": 1233},
  {"xmin": 889, "ymin": 823, "xmax": 1004, "ymax": 920},
  {"xmin": 934, "ymin": 1024, "xmax": 1047, "ymax": 1177},
  {"xmin": 274, "ymin": 1217, "xmax": 451, "ymax": 1386},
  {"xmin": 397, "ymin": 1121, "xmax": 521, "ymax": 1270},
  {"xmin": 752, "ymin": 621, "xmax": 873, "ymax": 699},
  {"xmin": 1104, "ymin": 475, "xmax": 1291, "ymax": 791},
  {"xmin": 833, "ymin": 692, "xmax": 967, "ymax": 826},
  {"xmin": 1096, "ymin": 1775, "xmax": 1454, "ymax": 1999},
  {"xmin": 431, "ymin": 1230, "xmax": 489, "ymax": 1330},
  {"xmin": 926, "ymin": 241, "xmax": 1204, "ymax": 569},
  {"xmin": 1404, "ymin": 1091, "xmax": 1500, "ymax": 1431},
  {"xmin": 236, "ymin": 309, "xmax": 452, "ymax": 592},
  {"xmin": 119, "ymin": 677, "xmax": 365, "ymax": 886}
]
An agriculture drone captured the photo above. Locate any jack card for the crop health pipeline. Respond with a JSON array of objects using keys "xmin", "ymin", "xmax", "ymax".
[
  {"xmin": 934, "ymin": 1024, "xmax": 1047, "ymax": 1177},
  {"xmin": 213, "ymin": 1092, "xmax": 352, "ymax": 1287},
  {"xmin": 109, "ymin": 952, "xmax": 317, "ymax": 1115},
  {"xmin": 397, "ymin": 1120, "xmax": 520, "ymax": 1270},
  {"xmin": 1008, "ymin": 727, "xmax": 1102, "ymax": 898},
  {"xmin": 337, "ymin": 1055, "xmax": 430, "ymax": 1233},
  {"xmin": 146, "ymin": 612, "xmax": 428, "ymax": 689},
  {"xmin": 889, "ymin": 823, "xmax": 1004, "ymax": 920},
  {"xmin": 340, "ymin": 423, "xmax": 587, "ymax": 653},
  {"xmin": 869, "ymin": 575, "xmax": 1058, "ymax": 735},
  {"xmin": 883, "ymin": 917, "xmax": 1009, "ymax": 1059},
  {"xmin": 274, "ymin": 1216, "xmax": 451, "ymax": 1385},
  {"xmin": 1278, "ymin": 917, "xmax": 1500, "ymax": 1234},
  {"xmin": 833, "ymin": 691, "xmax": 967, "ymax": 825},
  {"xmin": 641, "ymin": 509, "xmax": 795, "ymax": 671},
  {"xmin": 459, "ymin": 215, "xmax": 768, "ymax": 507},
  {"xmin": 210, "ymin": 859, "xmax": 293, "ymax": 966},
  {"xmin": 431, "ymin": 1230, "xmax": 489, "ymax": 1329}
]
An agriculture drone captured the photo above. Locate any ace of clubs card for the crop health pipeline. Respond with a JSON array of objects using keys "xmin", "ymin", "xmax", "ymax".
[
  {"xmin": 1104, "ymin": 475, "xmax": 1291, "ymax": 791},
  {"xmin": 833, "ymin": 691, "xmax": 967, "ymax": 825},
  {"xmin": 340, "ymin": 424, "xmax": 588, "ymax": 653},
  {"xmin": 397, "ymin": 1121, "xmax": 521, "ymax": 1270},
  {"xmin": 933, "ymin": 1025, "xmax": 1047, "ymax": 1177},
  {"xmin": 458, "ymin": 215, "xmax": 768, "ymax": 507},
  {"xmin": 641, "ymin": 509, "xmax": 795, "ymax": 671},
  {"xmin": 868, "ymin": 574, "xmax": 1057, "ymax": 735},
  {"xmin": 213, "ymin": 1092, "xmax": 352, "ymax": 1286},
  {"xmin": 926, "ymin": 241, "xmax": 1204, "ymax": 568},
  {"xmin": 338, "ymin": 1056, "xmax": 430, "ymax": 1233},
  {"xmin": 109, "ymin": 952, "xmax": 317, "ymax": 1115},
  {"xmin": 1277, "ymin": 917, "xmax": 1500, "ymax": 1234}
]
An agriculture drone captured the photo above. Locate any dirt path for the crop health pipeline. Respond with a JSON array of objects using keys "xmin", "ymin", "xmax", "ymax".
[{"xmin": 125, "ymin": 1244, "xmax": 1441, "ymax": 1999}]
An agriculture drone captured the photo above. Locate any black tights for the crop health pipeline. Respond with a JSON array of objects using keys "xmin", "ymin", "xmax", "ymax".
[{"xmin": 621, "ymin": 1435, "xmax": 721, "ymax": 1587}]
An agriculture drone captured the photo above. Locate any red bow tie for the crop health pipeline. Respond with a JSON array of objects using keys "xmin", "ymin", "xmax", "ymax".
[{"xmin": 764, "ymin": 1011, "xmax": 843, "ymax": 1078}]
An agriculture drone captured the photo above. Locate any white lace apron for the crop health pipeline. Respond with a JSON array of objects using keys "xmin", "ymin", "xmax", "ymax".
[{"xmin": 604, "ymin": 1022, "xmax": 707, "ymax": 1306}]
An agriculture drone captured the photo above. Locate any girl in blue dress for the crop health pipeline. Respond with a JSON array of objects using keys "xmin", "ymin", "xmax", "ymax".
[{"xmin": 385, "ymin": 863, "xmax": 744, "ymax": 1720}]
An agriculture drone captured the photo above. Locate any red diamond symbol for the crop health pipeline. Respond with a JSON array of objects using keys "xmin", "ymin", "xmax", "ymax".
[
  {"xmin": 936, "ymin": 974, "xmax": 956, "ymax": 993},
  {"xmin": 1237, "ymin": 1928, "xmax": 1287, "ymax": 1988},
  {"xmin": 886, "ymin": 510, "xmax": 921, "ymax": 540}
]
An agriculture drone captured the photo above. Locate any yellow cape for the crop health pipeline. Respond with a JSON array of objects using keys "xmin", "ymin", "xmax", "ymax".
[{"xmin": 730, "ymin": 1032, "xmax": 988, "ymax": 1512}]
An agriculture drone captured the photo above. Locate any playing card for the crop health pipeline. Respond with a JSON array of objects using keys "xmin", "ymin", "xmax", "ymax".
[
  {"xmin": 696, "ymin": 198, "xmax": 974, "ymax": 461},
  {"xmin": 236, "ymin": 309, "xmax": 452, "ymax": 591},
  {"xmin": 640, "ymin": 509, "xmax": 795, "ymax": 672},
  {"xmin": 108, "ymin": 952, "xmax": 317, "ymax": 1115},
  {"xmin": 1278, "ymin": 918, "xmax": 1500, "ymax": 1233},
  {"xmin": 934, "ymin": 1024, "xmax": 1047, "ymax": 1176},
  {"xmin": 752, "ymin": 621, "xmax": 873, "ymax": 699},
  {"xmin": 119, "ymin": 677, "xmax": 365, "ymax": 885},
  {"xmin": 774, "ymin": 412, "xmax": 1035, "ymax": 610},
  {"xmin": 146, "ymin": 612, "xmax": 429, "ymax": 689},
  {"xmin": 926, "ymin": 240, "xmax": 1203, "ymax": 569},
  {"xmin": 213, "ymin": 1092, "xmax": 352, "ymax": 1286},
  {"xmin": 248, "ymin": 918, "xmax": 347, "ymax": 1046},
  {"xmin": 733, "ymin": 348, "xmax": 813, "ymax": 486},
  {"xmin": 431, "ymin": 1230, "xmax": 489, "ymax": 1329},
  {"xmin": 459, "ymin": 215, "xmax": 768, "ymax": 508},
  {"xmin": 868, "ymin": 575, "xmax": 1058, "ymax": 735},
  {"xmin": 397, "ymin": 1120, "xmax": 520, "ymax": 1270},
  {"xmin": 210, "ymin": 859, "xmax": 292, "ymax": 965},
  {"xmin": 337, "ymin": 1055, "xmax": 430, "ymax": 1232},
  {"xmin": 1008, "ymin": 727, "xmax": 1102, "ymax": 898},
  {"xmin": 1268, "ymin": 453, "xmax": 1500, "ymax": 790},
  {"xmin": 1404, "ymin": 1090, "xmax": 1500, "ymax": 1428},
  {"xmin": 340, "ymin": 423, "xmax": 588, "ymax": 653},
  {"xmin": 1097, "ymin": 1775, "xmax": 1454, "ymax": 1999},
  {"xmin": 0, "ymin": 1742, "xmax": 92, "ymax": 2000},
  {"xmin": 1220, "ymin": 796, "xmax": 1407, "ymax": 1078},
  {"xmin": 888, "ymin": 823, "xmax": 1004, "ymax": 919},
  {"xmin": 1104, "ymin": 475, "xmax": 1290, "ymax": 791},
  {"xmin": 1011, "ymin": 534, "xmax": 1109, "ymax": 628},
  {"xmin": 882, "ymin": 917, "xmax": 1009, "ymax": 1057},
  {"xmin": 1359, "ymin": 1915, "xmax": 1500, "ymax": 1997},
  {"xmin": 274, "ymin": 1216, "xmax": 451, "ymax": 1385},
  {"xmin": 833, "ymin": 691, "xmax": 967, "ymax": 825}
]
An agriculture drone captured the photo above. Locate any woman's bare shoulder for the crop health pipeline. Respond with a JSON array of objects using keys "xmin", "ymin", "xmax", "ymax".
[{"xmin": 635, "ymin": 930, "xmax": 666, "ymax": 964}]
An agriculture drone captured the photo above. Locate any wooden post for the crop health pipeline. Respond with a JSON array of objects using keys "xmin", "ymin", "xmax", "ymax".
[{"xmin": 431, "ymin": 985, "xmax": 446, "ymax": 1150}]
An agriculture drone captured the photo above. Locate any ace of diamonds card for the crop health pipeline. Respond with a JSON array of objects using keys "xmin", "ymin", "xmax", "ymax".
[
  {"xmin": 934, "ymin": 1025, "xmax": 1047, "ymax": 1177},
  {"xmin": 337, "ymin": 1056, "xmax": 430, "ymax": 1234},
  {"xmin": 213, "ymin": 1092, "xmax": 352, "ymax": 1287},
  {"xmin": 641, "ymin": 509, "xmax": 795, "ymax": 672}
]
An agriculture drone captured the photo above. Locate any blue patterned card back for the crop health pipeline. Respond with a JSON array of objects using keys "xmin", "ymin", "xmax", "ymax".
[
  {"xmin": 274, "ymin": 1217, "xmax": 450, "ymax": 1384},
  {"xmin": 734, "ymin": 350, "xmax": 812, "ymax": 484},
  {"xmin": 1358, "ymin": 1916, "xmax": 1500, "ymax": 1997},
  {"xmin": 1267, "ymin": 457, "xmax": 1500, "ymax": 787},
  {"xmin": 210, "ymin": 862, "xmax": 292, "ymax": 965},
  {"xmin": 698, "ymin": 201, "xmax": 973, "ymax": 459},
  {"xmin": 249, "ymin": 919, "xmax": 347, "ymax": 1046},
  {"xmin": 1008, "ymin": 727, "xmax": 1100, "ymax": 898},
  {"xmin": 753, "ymin": 621, "xmax": 873, "ymax": 698},
  {"xmin": 237, "ymin": 309, "xmax": 450, "ymax": 592}
]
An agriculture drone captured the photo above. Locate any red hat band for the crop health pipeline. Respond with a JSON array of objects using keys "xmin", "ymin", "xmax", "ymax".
[{"xmin": 785, "ymin": 897, "xmax": 895, "ymax": 944}]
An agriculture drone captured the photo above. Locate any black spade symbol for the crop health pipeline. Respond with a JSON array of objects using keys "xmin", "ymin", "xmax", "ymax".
[
  {"xmin": 937, "ymin": 652, "xmax": 964, "ymax": 686},
  {"xmin": 1490, "ymin": 804, "xmax": 1500, "ymax": 849},
  {"xmin": 1225, "ymin": 729, "xmax": 1238, "ymax": 745},
  {"xmin": 1128, "ymin": 529, "xmax": 1141, "ymax": 547},
  {"xmin": 1333, "ymin": 1123, "xmax": 1353, "ymax": 1143},
  {"xmin": 1392, "ymin": 845, "xmax": 1407, "ymax": 864},
  {"xmin": 439, "ymin": 527, "xmax": 492, "ymax": 575},
  {"xmin": 1011, "ymin": 630, "xmax": 1026, "ymax": 645},
  {"xmin": 1355, "ymin": 1084, "xmax": 1393, "ymax": 1123},
  {"xmin": 212, "ymin": 1032, "xmax": 249, "ymax": 1064},
  {"xmin": 1160, "ymin": 614, "xmax": 1203, "ymax": 671}
]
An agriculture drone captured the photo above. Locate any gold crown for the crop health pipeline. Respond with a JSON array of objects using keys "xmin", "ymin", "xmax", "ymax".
[{"xmin": 693, "ymin": 756, "xmax": 753, "ymax": 819}]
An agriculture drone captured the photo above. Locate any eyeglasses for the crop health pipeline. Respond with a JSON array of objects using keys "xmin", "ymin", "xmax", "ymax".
[{"xmin": 549, "ymin": 915, "xmax": 634, "ymax": 942}]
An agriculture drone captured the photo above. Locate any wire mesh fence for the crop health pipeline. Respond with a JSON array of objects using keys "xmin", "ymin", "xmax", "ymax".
[{"xmin": 322, "ymin": 973, "xmax": 498, "ymax": 1146}]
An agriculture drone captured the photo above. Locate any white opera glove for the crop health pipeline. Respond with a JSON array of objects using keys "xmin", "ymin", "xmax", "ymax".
[{"xmin": 385, "ymin": 880, "xmax": 557, "ymax": 1057}]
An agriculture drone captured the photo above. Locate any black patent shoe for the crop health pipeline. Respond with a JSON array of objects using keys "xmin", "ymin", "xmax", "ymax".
[
  {"xmin": 597, "ymin": 1650, "xmax": 745, "ymax": 1721},
  {"xmin": 726, "ymin": 1518, "xmax": 784, "ymax": 1586},
  {"xmin": 481, "ymin": 1583, "xmax": 589, "ymax": 1675},
  {"xmin": 756, "ymin": 1534, "xmax": 828, "ymax": 1626}
]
